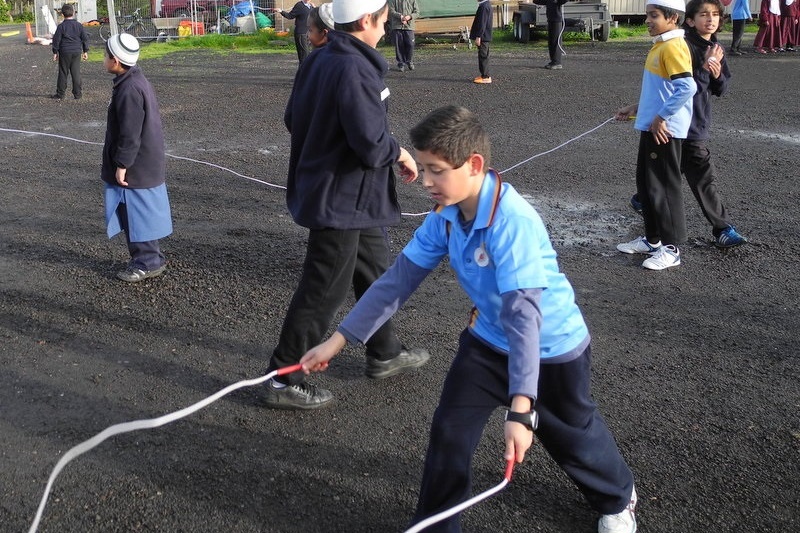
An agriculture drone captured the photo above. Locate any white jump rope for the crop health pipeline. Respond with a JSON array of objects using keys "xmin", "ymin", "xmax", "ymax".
[{"xmin": 3, "ymin": 118, "xmax": 614, "ymax": 532}]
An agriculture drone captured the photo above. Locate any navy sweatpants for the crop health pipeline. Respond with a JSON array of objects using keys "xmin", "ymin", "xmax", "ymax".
[{"xmin": 410, "ymin": 329, "xmax": 634, "ymax": 532}]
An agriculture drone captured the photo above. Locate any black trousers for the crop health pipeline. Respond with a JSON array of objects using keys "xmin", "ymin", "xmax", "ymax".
[
  {"xmin": 269, "ymin": 227, "xmax": 403, "ymax": 384},
  {"xmin": 394, "ymin": 29, "xmax": 415, "ymax": 66},
  {"xmin": 294, "ymin": 31, "xmax": 311, "ymax": 64},
  {"xmin": 636, "ymin": 132, "xmax": 686, "ymax": 246},
  {"xmin": 117, "ymin": 203, "xmax": 165, "ymax": 270},
  {"xmin": 477, "ymin": 40, "xmax": 490, "ymax": 77},
  {"xmin": 56, "ymin": 52, "xmax": 82, "ymax": 98},
  {"xmin": 681, "ymin": 140, "xmax": 731, "ymax": 233},
  {"xmin": 410, "ymin": 331, "xmax": 635, "ymax": 532},
  {"xmin": 547, "ymin": 20, "xmax": 563, "ymax": 65},
  {"xmin": 731, "ymin": 19, "xmax": 746, "ymax": 51}
]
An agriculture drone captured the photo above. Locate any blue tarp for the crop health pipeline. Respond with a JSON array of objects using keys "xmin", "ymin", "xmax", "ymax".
[{"xmin": 228, "ymin": 1, "xmax": 255, "ymax": 27}]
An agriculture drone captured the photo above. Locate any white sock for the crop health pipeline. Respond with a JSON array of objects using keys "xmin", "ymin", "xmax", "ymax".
[{"xmin": 270, "ymin": 379, "xmax": 287, "ymax": 389}]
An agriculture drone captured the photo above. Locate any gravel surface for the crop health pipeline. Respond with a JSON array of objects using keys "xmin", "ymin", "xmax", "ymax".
[{"xmin": 1, "ymin": 24, "xmax": 799, "ymax": 533}]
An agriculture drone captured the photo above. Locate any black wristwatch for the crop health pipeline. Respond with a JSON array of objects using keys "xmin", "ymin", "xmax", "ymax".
[{"xmin": 504, "ymin": 409, "xmax": 538, "ymax": 431}]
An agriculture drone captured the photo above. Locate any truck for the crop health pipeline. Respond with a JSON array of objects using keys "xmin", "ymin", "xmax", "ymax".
[{"xmin": 512, "ymin": 0, "xmax": 612, "ymax": 42}]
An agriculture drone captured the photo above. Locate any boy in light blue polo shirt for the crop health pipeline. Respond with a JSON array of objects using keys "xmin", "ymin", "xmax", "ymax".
[{"xmin": 299, "ymin": 106, "xmax": 637, "ymax": 533}]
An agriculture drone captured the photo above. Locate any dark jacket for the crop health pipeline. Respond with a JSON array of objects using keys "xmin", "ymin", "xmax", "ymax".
[
  {"xmin": 102, "ymin": 66, "xmax": 166, "ymax": 189},
  {"xmin": 283, "ymin": 31, "xmax": 401, "ymax": 230},
  {"xmin": 52, "ymin": 18, "xmax": 88, "ymax": 54},
  {"xmin": 684, "ymin": 28, "xmax": 730, "ymax": 141},
  {"xmin": 280, "ymin": 1, "xmax": 312, "ymax": 34},
  {"xmin": 470, "ymin": 0, "xmax": 493, "ymax": 42},
  {"xmin": 534, "ymin": 0, "xmax": 568, "ymax": 22}
]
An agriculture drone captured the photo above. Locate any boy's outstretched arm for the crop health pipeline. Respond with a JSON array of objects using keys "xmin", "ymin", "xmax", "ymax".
[
  {"xmin": 300, "ymin": 332, "xmax": 346, "ymax": 373},
  {"xmin": 505, "ymin": 394, "xmax": 535, "ymax": 463},
  {"xmin": 615, "ymin": 104, "xmax": 638, "ymax": 121}
]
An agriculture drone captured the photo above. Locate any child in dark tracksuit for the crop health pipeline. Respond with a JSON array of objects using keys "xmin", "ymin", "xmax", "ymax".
[
  {"xmin": 681, "ymin": 0, "xmax": 747, "ymax": 247},
  {"xmin": 51, "ymin": 4, "xmax": 88, "ymax": 100},
  {"xmin": 470, "ymin": 0, "xmax": 493, "ymax": 83}
]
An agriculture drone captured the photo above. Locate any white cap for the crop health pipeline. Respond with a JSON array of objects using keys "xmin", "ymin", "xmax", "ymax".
[
  {"xmin": 319, "ymin": 2, "xmax": 335, "ymax": 29},
  {"xmin": 108, "ymin": 32, "xmax": 140, "ymax": 66},
  {"xmin": 332, "ymin": 0, "xmax": 386, "ymax": 24},
  {"xmin": 647, "ymin": 0, "xmax": 686, "ymax": 12}
]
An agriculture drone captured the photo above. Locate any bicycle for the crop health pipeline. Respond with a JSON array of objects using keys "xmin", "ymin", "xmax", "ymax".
[{"xmin": 100, "ymin": 8, "xmax": 158, "ymax": 43}]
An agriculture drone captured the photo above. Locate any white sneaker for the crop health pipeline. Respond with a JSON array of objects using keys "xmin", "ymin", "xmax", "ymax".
[
  {"xmin": 598, "ymin": 486, "xmax": 637, "ymax": 533},
  {"xmin": 617, "ymin": 236, "xmax": 661, "ymax": 254},
  {"xmin": 642, "ymin": 245, "xmax": 680, "ymax": 270}
]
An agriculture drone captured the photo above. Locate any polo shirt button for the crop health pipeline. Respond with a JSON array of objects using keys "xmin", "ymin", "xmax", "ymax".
[{"xmin": 466, "ymin": 258, "xmax": 472, "ymax": 263}]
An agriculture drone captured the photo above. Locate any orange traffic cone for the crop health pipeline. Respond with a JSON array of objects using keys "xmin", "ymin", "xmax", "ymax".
[{"xmin": 25, "ymin": 21, "xmax": 34, "ymax": 44}]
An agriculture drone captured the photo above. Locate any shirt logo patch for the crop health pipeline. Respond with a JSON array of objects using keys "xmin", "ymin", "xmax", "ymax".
[
  {"xmin": 474, "ymin": 245, "xmax": 490, "ymax": 267},
  {"xmin": 380, "ymin": 87, "xmax": 390, "ymax": 101}
]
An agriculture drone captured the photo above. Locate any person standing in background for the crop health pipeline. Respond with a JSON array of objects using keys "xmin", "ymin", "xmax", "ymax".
[
  {"xmin": 388, "ymin": 0, "xmax": 419, "ymax": 71},
  {"xmin": 780, "ymin": 0, "xmax": 799, "ymax": 51},
  {"xmin": 470, "ymin": 0, "xmax": 493, "ymax": 83},
  {"xmin": 51, "ymin": 3, "xmax": 88, "ymax": 100},
  {"xmin": 728, "ymin": 0, "xmax": 752, "ymax": 55},
  {"xmin": 274, "ymin": 0, "xmax": 315, "ymax": 63},
  {"xmin": 535, "ymin": 0, "xmax": 568, "ymax": 69},
  {"xmin": 753, "ymin": 0, "xmax": 782, "ymax": 53}
]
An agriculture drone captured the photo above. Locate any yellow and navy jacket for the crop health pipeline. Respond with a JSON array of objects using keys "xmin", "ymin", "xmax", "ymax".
[{"xmin": 634, "ymin": 29, "xmax": 697, "ymax": 139}]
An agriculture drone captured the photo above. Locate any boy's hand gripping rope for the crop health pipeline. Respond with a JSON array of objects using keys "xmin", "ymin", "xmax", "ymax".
[
  {"xmin": 27, "ymin": 364, "xmax": 303, "ymax": 533},
  {"xmin": 403, "ymin": 460, "xmax": 515, "ymax": 533}
]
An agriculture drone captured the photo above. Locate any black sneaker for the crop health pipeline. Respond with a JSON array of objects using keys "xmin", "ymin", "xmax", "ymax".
[
  {"xmin": 50, "ymin": 94, "xmax": 64, "ymax": 100},
  {"xmin": 407, "ymin": 62, "xmax": 415, "ymax": 71},
  {"xmin": 263, "ymin": 380, "xmax": 334, "ymax": 410},
  {"xmin": 365, "ymin": 348, "xmax": 431, "ymax": 379}
]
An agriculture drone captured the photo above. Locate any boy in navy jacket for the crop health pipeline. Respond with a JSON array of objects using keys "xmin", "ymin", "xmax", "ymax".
[
  {"xmin": 51, "ymin": 4, "xmax": 88, "ymax": 99},
  {"xmin": 102, "ymin": 34, "xmax": 172, "ymax": 283},
  {"xmin": 263, "ymin": 0, "xmax": 430, "ymax": 410}
]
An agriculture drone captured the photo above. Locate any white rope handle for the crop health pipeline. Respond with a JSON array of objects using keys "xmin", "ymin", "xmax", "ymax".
[
  {"xmin": 28, "ymin": 364, "xmax": 303, "ymax": 533},
  {"xmin": 403, "ymin": 460, "xmax": 515, "ymax": 533}
]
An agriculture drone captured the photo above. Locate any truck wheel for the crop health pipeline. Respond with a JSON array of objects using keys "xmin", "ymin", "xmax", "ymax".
[
  {"xmin": 515, "ymin": 20, "xmax": 530, "ymax": 43},
  {"xmin": 595, "ymin": 21, "xmax": 610, "ymax": 42}
]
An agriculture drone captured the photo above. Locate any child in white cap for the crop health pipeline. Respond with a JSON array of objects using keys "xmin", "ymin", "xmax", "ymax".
[
  {"xmin": 262, "ymin": 0, "xmax": 430, "ymax": 409},
  {"xmin": 615, "ymin": 0, "xmax": 697, "ymax": 271},
  {"xmin": 102, "ymin": 33, "xmax": 172, "ymax": 283}
]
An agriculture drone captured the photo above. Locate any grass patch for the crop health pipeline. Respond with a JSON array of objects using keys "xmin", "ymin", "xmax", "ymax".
[{"xmin": 90, "ymin": 21, "xmax": 760, "ymax": 62}]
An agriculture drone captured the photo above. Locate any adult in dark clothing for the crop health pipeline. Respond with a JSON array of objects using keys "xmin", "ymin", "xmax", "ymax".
[
  {"xmin": 535, "ymin": 0, "xmax": 568, "ymax": 69},
  {"xmin": 470, "ymin": 0, "xmax": 493, "ymax": 83},
  {"xmin": 51, "ymin": 4, "xmax": 88, "ymax": 99},
  {"xmin": 274, "ymin": 1, "xmax": 314, "ymax": 63},
  {"xmin": 388, "ymin": 0, "xmax": 419, "ymax": 71},
  {"xmin": 263, "ymin": 0, "xmax": 430, "ymax": 410}
]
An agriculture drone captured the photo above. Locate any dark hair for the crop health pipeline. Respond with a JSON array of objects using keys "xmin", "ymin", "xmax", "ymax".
[
  {"xmin": 650, "ymin": 5, "xmax": 685, "ymax": 25},
  {"xmin": 685, "ymin": 0, "xmax": 724, "ymax": 24},
  {"xmin": 334, "ymin": 2, "xmax": 387, "ymax": 32},
  {"xmin": 60, "ymin": 3, "xmax": 74, "ymax": 17},
  {"xmin": 308, "ymin": 6, "xmax": 332, "ymax": 32},
  {"xmin": 409, "ymin": 106, "xmax": 491, "ymax": 170}
]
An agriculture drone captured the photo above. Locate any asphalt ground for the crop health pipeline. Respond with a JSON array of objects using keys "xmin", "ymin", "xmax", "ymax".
[{"xmin": 1, "ymin": 22, "xmax": 799, "ymax": 533}]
